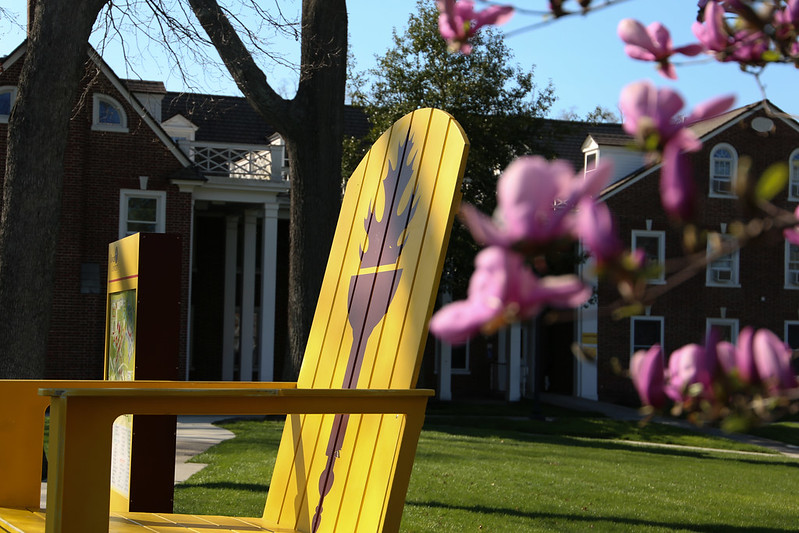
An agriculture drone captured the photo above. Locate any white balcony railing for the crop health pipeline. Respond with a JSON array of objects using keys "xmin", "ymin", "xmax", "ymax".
[{"xmin": 178, "ymin": 141, "xmax": 289, "ymax": 181}]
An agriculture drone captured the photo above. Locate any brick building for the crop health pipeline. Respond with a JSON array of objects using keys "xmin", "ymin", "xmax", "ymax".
[
  {"xmin": 0, "ymin": 42, "xmax": 367, "ymax": 381},
  {"xmin": 575, "ymin": 100, "xmax": 799, "ymax": 405}
]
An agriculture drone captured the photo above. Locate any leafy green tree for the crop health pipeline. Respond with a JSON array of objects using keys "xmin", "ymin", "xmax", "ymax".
[{"xmin": 348, "ymin": 0, "xmax": 556, "ymax": 291}]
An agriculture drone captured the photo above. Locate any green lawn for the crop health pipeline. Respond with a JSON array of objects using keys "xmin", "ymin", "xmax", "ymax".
[{"xmin": 173, "ymin": 404, "xmax": 799, "ymax": 532}]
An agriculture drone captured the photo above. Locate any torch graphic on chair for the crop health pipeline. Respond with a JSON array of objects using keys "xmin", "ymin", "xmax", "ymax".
[{"xmin": 312, "ymin": 136, "xmax": 419, "ymax": 532}]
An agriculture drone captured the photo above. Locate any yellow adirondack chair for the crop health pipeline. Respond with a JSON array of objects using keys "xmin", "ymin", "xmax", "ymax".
[{"xmin": 0, "ymin": 107, "xmax": 468, "ymax": 533}]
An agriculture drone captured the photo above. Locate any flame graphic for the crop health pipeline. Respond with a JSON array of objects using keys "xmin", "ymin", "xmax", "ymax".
[{"xmin": 359, "ymin": 136, "xmax": 419, "ymax": 268}]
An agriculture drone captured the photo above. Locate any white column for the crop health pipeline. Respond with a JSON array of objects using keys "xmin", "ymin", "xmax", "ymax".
[
  {"xmin": 438, "ymin": 342, "xmax": 452, "ymax": 401},
  {"xmin": 497, "ymin": 329, "xmax": 508, "ymax": 392},
  {"xmin": 436, "ymin": 293, "xmax": 452, "ymax": 401},
  {"xmin": 258, "ymin": 202, "xmax": 279, "ymax": 381},
  {"xmin": 507, "ymin": 322, "xmax": 522, "ymax": 401},
  {"xmin": 576, "ymin": 244, "xmax": 599, "ymax": 400},
  {"xmin": 185, "ymin": 197, "xmax": 196, "ymax": 381},
  {"xmin": 240, "ymin": 211, "xmax": 258, "ymax": 380},
  {"xmin": 222, "ymin": 215, "xmax": 239, "ymax": 381}
]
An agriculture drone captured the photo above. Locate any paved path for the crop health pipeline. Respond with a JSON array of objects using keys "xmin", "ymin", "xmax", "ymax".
[{"xmin": 40, "ymin": 416, "xmax": 236, "ymax": 508}]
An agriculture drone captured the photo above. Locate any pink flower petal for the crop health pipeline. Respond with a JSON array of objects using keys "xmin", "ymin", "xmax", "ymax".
[{"xmin": 631, "ymin": 345, "xmax": 667, "ymax": 408}]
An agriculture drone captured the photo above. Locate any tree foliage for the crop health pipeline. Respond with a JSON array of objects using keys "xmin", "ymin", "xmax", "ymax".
[{"xmin": 348, "ymin": 0, "xmax": 556, "ymax": 291}]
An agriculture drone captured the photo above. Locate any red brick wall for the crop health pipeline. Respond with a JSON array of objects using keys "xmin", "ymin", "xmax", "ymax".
[
  {"xmin": 598, "ymin": 107, "xmax": 799, "ymax": 404},
  {"xmin": 1, "ymin": 53, "xmax": 193, "ymax": 379}
]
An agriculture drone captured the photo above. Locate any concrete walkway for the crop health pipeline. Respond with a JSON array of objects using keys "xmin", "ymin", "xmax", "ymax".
[
  {"xmin": 173, "ymin": 416, "xmax": 236, "ymax": 483},
  {"xmin": 41, "ymin": 416, "xmax": 236, "ymax": 507}
]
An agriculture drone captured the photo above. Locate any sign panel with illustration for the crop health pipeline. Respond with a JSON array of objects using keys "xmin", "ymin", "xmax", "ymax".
[{"xmin": 104, "ymin": 234, "xmax": 141, "ymax": 507}]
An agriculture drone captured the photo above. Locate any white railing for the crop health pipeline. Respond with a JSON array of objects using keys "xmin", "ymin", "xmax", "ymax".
[{"xmin": 178, "ymin": 141, "xmax": 289, "ymax": 181}]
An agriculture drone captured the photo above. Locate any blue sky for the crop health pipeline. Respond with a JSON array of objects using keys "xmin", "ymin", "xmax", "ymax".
[{"xmin": 2, "ymin": 0, "xmax": 797, "ymax": 118}]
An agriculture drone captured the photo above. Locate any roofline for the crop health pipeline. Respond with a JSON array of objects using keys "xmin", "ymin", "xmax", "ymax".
[
  {"xmin": 87, "ymin": 47, "xmax": 192, "ymax": 168},
  {"xmin": 599, "ymin": 100, "xmax": 795, "ymax": 201},
  {"xmin": 1, "ymin": 40, "xmax": 27, "ymax": 73}
]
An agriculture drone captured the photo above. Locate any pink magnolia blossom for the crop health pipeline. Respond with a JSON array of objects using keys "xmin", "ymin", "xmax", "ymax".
[
  {"xmin": 693, "ymin": 1, "xmax": 771, "ymax": 64},
  {"xmin": 436, "ymin": 0, "xmax": 514, "ymax": 54},
  {"xmin": 630, "ymin": 345, "xmax": 667, "ymax": 408},
  {"xmin": 752, "ymin": 328, "xmax": 798, "ymax": 394},
  {"xmin": 775, "ymin": 0, "xmax": 799, "ymax": 41},
  {"xmin": 620, "ymin": 80, "xmax": 734, "ymax": 218},
  {"xmin": 575, "ymin": 198, "xmax": 623, "ymax": 266},
  {"xmin": 461, "ymin": 156, "xmax": 612, "ymax": 249},
  {"xmin": 729, "ymin": 327, "xmax": 797, "ymax": 393},
  {"xmin": 783, "ymin": 205, "xmax": 799, "ymax": 245},
  {"xmin": 734, "ymin": 326, "xmax": 759, "ymax": 385},
  {"xmin": 665, "ymin": 343, "xmax": 716, "ymax": 402},
  {"xmin": 693, "ymin": 1, "xmax": 729, "ymax": 53},
  {"xmin": 617, "ymin": 19, "xmax": 703, "ymax": 79},
  {"xmin": 429, "ymin": 246, "xmax": 591, "ymax": 344}
]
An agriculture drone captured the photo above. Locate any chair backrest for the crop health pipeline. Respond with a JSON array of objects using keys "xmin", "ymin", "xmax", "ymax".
[{"xmin": 263, "ymin": 108, "xmax": 468, "ymax": 532}]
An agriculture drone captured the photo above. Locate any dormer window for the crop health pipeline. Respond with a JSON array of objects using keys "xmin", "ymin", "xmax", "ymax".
[
  {"xmin": 92, "ymin": 93, "xmax": 128, "ymax": 132},
  {"xmin": 0, "ymin": 86, "xmax": 17, "ymax": 124},
  {"xmin": 709, "ymin": 143, "xmax": 737, "ymax": 198},
  {"xmin": 789, "ymin": 149, "xmax": 799, "ymax": 201}
]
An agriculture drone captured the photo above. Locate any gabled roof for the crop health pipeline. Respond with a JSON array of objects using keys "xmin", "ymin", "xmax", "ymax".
[
  {"xmin": 599, "ymin": 99, "xmax": 795, "ymax": 201},
  {"xmin": 124, "ymin": 80, "xmax": 166, "ymax": 94},
  {"xmin": 163, "ymin": 92, "xmax": 371, "ymax": 145},
  {"xmin": 538, "ymin": 119, "xmax": 625, "ymax": 171}
]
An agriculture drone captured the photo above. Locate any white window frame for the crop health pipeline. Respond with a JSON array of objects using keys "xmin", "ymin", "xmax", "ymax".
[
  {"xmin": 784, "ymin": 320, "xmax": 799, "ymax": 350},
  {"xmin": 709, "ymin": 143, "xmax": 737, "ymax": 198},
  {"xmin": 706, "ymin": 317, "xmax": 739, "ymax": 343},
  {"xmin": 92, "ymin": 93, "xmax": 128, "ymax": 132},
  {"xmin": 706, "ymin": 234, "xmax": 740, "ymax": 287},
  {"xmin": 631, "ymin": 229, "xmax": 666, "ymax": 284},
  {"xmin": 786, "ymin": 240, "xmax": 799, "ymax": 289},
  {"xmin": 789, "ymin": 149, "xmax": 799, "ymax": 201},
  {"xmin": 435, "ymin": 338, "xmax": 471, "ymax": 375},
  {"xmin": 0, "ymin": 86, "xmax": 17, "ymax": 124},
  {"xmin": 584, "ymin": 150, "xmax": 598, "ymax": 173},
  {"xmin": 118, "ymin": 189, "xmax": 166, "ymax": 238},
  {"xmin": 630, "ymin": 315, "xmax": 664, "ymax": 355}
]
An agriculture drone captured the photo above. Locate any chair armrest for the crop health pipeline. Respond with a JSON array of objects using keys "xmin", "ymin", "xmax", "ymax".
[
  {"xmin": 0, "ymin": 380, "xmax": 297, "ymax": 509},
  {"xmin": 42, "ymin": 386, "xmax": 433, "ymax": 532}
]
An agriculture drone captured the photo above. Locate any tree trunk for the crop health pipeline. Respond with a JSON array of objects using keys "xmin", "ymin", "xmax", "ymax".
[
  {"xmin": 285, "ymin": 0, "xmax": 347, "ymax": 377},
  {"xmin": 0, "ymin": 0, "xmax": 108, "ymax": 378},
  {"xmin": 190, "ymin": 0, "xmax": 347, "ymax": 378}
]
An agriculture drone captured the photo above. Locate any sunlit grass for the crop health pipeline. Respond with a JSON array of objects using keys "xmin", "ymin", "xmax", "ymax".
[{"xmin": 172, "ymin": 404, "xmax": 799, "ymax": 531}]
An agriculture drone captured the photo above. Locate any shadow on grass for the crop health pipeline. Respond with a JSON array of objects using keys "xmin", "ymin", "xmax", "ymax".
[
  {"xmin": 421, "ymin": 422, "xmax": 799, "ymax": 468},
  {"xmin": 175, "ymin": 481, "xmax": 269, "ymax": 493},
  {"xmin": 405, "ymin": 500, "xmax": 788, "ymax": 532}
]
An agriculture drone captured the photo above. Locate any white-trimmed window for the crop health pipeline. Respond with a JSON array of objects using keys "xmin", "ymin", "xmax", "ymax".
[
  {"xmin": 451, "ymin": 342, "xmax": 470, "ymax": 374},
  {"xmin": 632, "ymin": 230, "xmax": 665, "ymax": 284},
  {"xmin": 706, "ymin": 317, "xmax": 739, "ymax": 343},
  {"xmin": 786, "ymin": 241, "xmax": 799, "ymax": 289},
  {"xmin": 585, "ymin": 151, "xmax": 598, "ymax": 172},
  {"xmin": 785, "ymin": 321, "xmax": 799, "ymax": 374},
  {"xmin": 631, "ymin": 316, "xmax": 664, "ymax": 354},
  {"xmin": 119, "ymin": 190, "xmax": 166, "ymax": 238},
  {"xmin": 790, "ymin": 149, "xmax": 799, "ymax": 201},
  {"xmin": 709, "ymin": 143, "xmax": 737, "ymax": 198},
  {"xmin": 435, "ymin": 338, "xmax": 470, "ymax": 375},
  {"xmin": 93, "ymin": 93, "xmax": 128, "ymax": 132},
  {"xmin": 785, "ymin": 321, "xmax": 799, "ymax": 351},
  {"xmin": 0, "ymin": 86, "xmax": 17, "ymax": 123},
  {"xmin": 706, "ymin": 233, "xmax": 740, "ymax": 287}
]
